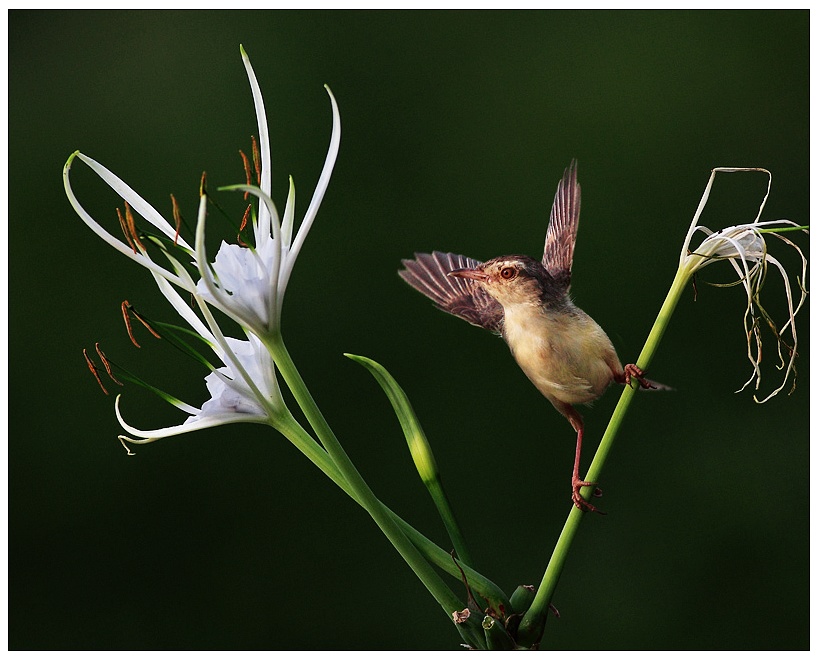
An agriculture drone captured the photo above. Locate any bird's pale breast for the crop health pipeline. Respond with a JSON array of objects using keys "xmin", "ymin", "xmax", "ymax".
[{"xmin": 503, "ymin": 302, "xmax": 620, "ymax": 406}]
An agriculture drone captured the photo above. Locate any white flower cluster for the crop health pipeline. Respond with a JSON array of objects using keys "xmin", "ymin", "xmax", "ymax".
[{"xmin": 65, "ymin": 47, "xmax": 340, "ymax": 441}]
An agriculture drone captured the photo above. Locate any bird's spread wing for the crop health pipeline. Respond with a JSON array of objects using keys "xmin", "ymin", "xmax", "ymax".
[
  {"xmin": 542, "ymin": 159, "xmax": 581, "ymax": 293},
  {"xmin": 399, "ymin": 251, "xmax": 504, "ymax": 333}
]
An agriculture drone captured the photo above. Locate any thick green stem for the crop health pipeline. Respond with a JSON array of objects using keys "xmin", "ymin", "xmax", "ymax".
[
  {"xmin": 585, "ymin": 266, "xmax": 690, "ymax": 485},
  {"xmin": 517, "ymin": 267, "xmax": 692, "ymax": 645},
  {"xmin": 273, "ymin": 410, "xmax": 509, "ymax": 610},
  {"xmin": 264, "ymin": 332, "xmax": 466, "ymax": 617}
]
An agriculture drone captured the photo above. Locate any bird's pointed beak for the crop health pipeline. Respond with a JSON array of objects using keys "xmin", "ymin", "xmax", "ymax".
[{"xmin": 448, "ymin": 267, "xmax": 488, "ymax": 281}]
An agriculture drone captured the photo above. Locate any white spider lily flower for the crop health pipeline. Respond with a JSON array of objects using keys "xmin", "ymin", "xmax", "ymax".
[
  {"xmin": 198, "ymin": 238, "xmax": 281, "ymax": 333},
  {"xmin": 679, "ymin": 167, "xmax": 808, "ymax": 402},
  {"xmin": 117, "ymin": 332, "xmax": 281, "ymax": 443},
  {"xmin": 64, "ymin": 45, "xmax": 341, "ymax": 340},
  {"xmin": 194, "ymin": 48, "xmax": 340, "ymax": 338},
  {"xmin": 66, "ymin": 47, "xmax": 339, "ymax": 442},
  {"xmin": 110, "ymin": 200, "xmax": 288, "ymax": 442}
]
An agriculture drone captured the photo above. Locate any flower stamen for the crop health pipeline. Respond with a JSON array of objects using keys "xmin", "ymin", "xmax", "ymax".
[
  {"xmin": 121, "ymin": 300, "xmax": 162, "ymax": 348},
  {"xmin": 239, "ymin": 149, "xmax": 253, "ymax": 200},
  {"xmin": 95, "ymin": 342, "xmax": 123, "ymax": 385},
  {"xmin": 123, "ymin": 202, "xmax": 145, "ymax": 252},
  {"xmin": 170, "ymin": 194, "xmax": 182, "ymax": 246},
  {"xmin": 83, "ymin": 348, "xmax": 109, "ymax": 395},
  {"xmin": 121, "ymin": 300, "xmax": 140, "ymax": 347},
  {"xmin": 251, "ymin": 135, "xmax": 261, "ymax": 188},
  {"xmin": 237, "ymin": 204, "xmax": 252, "ymax": 247},
  {"xmin": 116, "ymin": 207, "xmax": 137, "ymax": 254},
  {"xmin": 132, "ymin": 306, "xmax": 162, "ymax": 339}
]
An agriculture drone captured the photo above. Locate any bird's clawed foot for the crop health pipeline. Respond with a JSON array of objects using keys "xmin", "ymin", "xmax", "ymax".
[
  {"xmin": 621, "ymin": 363, "xmax": 655, "ymax": 390},
  {"xmin": 572, "ymin": 476, "xmax": 606, "ymax": 514}
]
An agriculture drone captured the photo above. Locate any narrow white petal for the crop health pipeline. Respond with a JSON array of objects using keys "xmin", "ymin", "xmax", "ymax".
[
  {"xmin": 281, "ymin": 176, "xmax": 296, "ymax": 253},
  {"xmin": 680, "ymin": 169, "xmax": 718, "ymax": 267},
  {"xmin": 75, "ymin": 152, "xmax": 193, "ymax": 250},
  {"xmin": 274, "ymin": 178, "xmax": 297, "ymax": 322},
  {"xmin": 241, "ymin": 46, "xmax": 277, "ymax": 240},
  {"xmin": 116, "ymin": 395, "xmax": 268, "ymax": 439},
  {"xmin": 680, "ymin": 167, "xmax": 772, "ymax": 270},
  {"xmin": 221, "ymin": 185, "xmax": 283, "ymax": 332},
  {"xmin": 149, "ymin": 268, "xmax": 217, "ymax": 346},
  {"xmin": 280, "ymin": 85, "xmax": 341, "ymax": 296},
  {"xmin": 63, "ymin": 152, "xmax": 189, "ymax": 290},
  {"xmin": 768, "ymin": 231, "xmax": 809, "ymax": 334},
  {"xmin": 193, "ymin": 195, "xmax": 241, "ymax": 325},
  {"xmin": 192, "ymin": 294, "xmax": 284, "ymax": 417},
  {"xmin": 751, "ymin": 254, "xmax": 800, "ymax": 403}
]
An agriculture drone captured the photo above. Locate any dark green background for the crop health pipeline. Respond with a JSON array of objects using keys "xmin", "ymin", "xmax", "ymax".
[{"xmin": 10, "ymin": 10, "xmax": 809, "ymax": 650}]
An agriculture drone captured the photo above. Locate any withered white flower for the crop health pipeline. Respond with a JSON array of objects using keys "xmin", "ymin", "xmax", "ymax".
[
  {"xmin": 65, "ymin": 47, "xmax": 340, "ymax": 440},
  {"xmin": 679, "ymin": 167, "xmax": 808, "ymax": 402}
]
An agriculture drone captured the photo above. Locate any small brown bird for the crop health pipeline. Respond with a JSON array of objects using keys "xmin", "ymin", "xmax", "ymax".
[{"xmin": 399, "ymin": 160, "xmax": 653, "ymax": 512}]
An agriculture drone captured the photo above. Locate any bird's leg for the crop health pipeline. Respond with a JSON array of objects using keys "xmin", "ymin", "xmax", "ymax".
[
  {"xmin": 558, "ymin": 403, "xmax": 603, "ymax": 514},
  {"xmin": 617, "ymin": 363, "xmax": 655, "ymax": 390},
  {"xmin": 570, "ymin": 424, "xmax": 603, "ymax": 514}
]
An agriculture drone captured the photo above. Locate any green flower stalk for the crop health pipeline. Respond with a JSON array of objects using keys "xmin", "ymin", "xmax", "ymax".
[{"xmin": 517, "ymin": 166, "xmax": 808, "ymax": 646}]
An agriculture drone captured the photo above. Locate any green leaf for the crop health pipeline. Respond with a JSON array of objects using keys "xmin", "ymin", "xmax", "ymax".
[
  {"xmin": 345, "ymin": 353, "xmax": 438, "ymax": 482},
  {"xmin": 345, "ymin": 353, "xmax": 475, "ymax": 569}
]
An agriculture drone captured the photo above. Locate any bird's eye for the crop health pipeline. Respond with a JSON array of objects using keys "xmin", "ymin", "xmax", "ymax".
[{"xmin": 500, "ymin": 266, "xmax": 517, "ymax": 280}]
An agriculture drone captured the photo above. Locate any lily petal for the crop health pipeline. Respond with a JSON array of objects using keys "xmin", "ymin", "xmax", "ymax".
[
  {"xmin": 75, "ymin": 152, "xmax": 193, "ymax": 250},
  {"xmin": 194, "ymin": 193, "xmax": 280, "ymax": 336},
  {"xmin": 63, "ymin": 152, "xmax": 188, "ymax": 290},
  {"xmin": 240, "ymin": 45, "xmax": 276, "ymax": 240},
  {"xmin": 279, "ymin": 85, "xmax": 341, "ymax": 297},
  {"xmin": 116, "ymin": 395, "xmax": 269, "ymax": 440}
]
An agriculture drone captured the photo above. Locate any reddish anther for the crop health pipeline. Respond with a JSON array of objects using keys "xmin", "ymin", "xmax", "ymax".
[
  {"xmin": 239, "ymin": 149, "xmax": 252, "ymax": 200},
  {"xmin": 123, "ymin": 202, "xmax": 145, "ymax": 252},
  {"xmin": 122, "ymin": 301, "xmax": 161, "ymax": 348},
  {"xmin": 121, "ymin": 300, "xmax": 140, "ymax": 348},
  {"xmin": 116, "ymin": 207, "xmax": 137, "ymax": 254},
  {"xmin": 251, "ymin": 135, "xmax": 261, "ymax": 187},
  {"xmin": 94, "ymin": 343, "xmax": 122, "ymax": 386},
  {"xmin": 83, "ymin": 348, "xmax": 108, "ymax": 395},
  {"xmin": 237, "ymin": 204, "xmax": 251, "ymax": 247},
  {"xmin": 116, "ymin": 202, "xmax": 145, "ymax": 252},
  {"xmin": 170, "ymin": 193, "xmax": 182, "ymax": 246}
]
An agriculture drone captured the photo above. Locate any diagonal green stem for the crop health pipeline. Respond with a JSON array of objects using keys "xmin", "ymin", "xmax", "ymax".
[
  {"xmin": 517, "ymin": 267, "xmax": 692, "ymax": 646},
  {"xmin": 271, "ymin": 406, "xmax": 509, "ymax": 611},
  {"xmin": 263, "ymin": 331, "xmax": 467, "ymax": 617}
]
